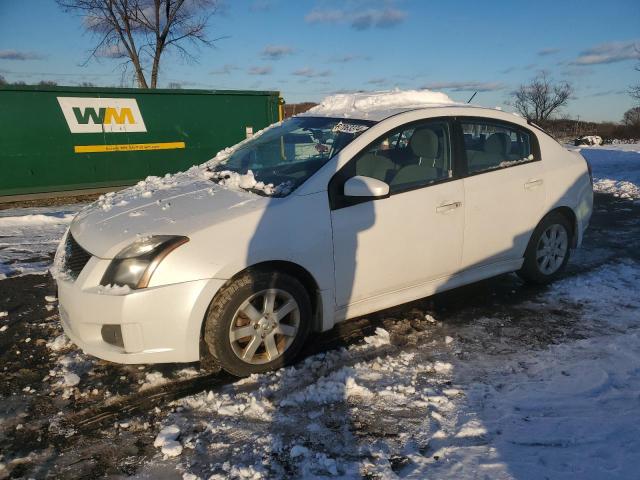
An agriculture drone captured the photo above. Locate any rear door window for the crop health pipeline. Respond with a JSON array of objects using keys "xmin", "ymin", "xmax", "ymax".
[{"xmin": 461, "ymin": 120, "xmax": 534, "ymax": 174}]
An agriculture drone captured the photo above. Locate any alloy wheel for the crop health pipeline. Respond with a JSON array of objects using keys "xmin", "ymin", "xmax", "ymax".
[
  {"xmin": 536, "ymin": 224, "xmax": 569, "ymax": 275},
  {"xmin": 228, "ymin": 288, "xmax": 300, "ymax": 365}
]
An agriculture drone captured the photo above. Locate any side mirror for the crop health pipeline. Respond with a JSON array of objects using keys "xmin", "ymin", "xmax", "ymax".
[{"xmin": 344, "ymin": 176, "xmax": 390, "ymax": 198}]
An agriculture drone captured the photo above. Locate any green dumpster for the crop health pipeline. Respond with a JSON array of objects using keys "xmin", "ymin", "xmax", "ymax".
[{"xmin": 0, "ymin": 85, "xmax": 281, "ymax": 198}]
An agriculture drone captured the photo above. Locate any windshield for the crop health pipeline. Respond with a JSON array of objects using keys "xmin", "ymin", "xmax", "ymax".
[{"xmin": 208, "ymin": 116, "xmax": 375, "ymax": 196}]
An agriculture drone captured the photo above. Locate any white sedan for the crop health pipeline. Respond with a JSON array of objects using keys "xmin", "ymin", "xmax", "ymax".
[{"xmin": 53, "ymin": 91, "xmax": 593, "ymax": 376}]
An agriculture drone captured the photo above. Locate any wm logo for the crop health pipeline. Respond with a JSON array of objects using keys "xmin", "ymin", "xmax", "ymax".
[
  {"xmin": 57, "ymin": 97, "xmax": 147, "ymax": 133},
  {"xmin": 72, "ymin": 107, "xmax": 135, "ymax": 125}
]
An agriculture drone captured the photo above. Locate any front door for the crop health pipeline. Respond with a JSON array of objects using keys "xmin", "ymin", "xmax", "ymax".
[{"xmin": 330, "ymin": 119, "xmax": 465, "ymax": 309}]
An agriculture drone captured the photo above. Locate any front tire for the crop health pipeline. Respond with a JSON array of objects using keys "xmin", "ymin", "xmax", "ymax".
[
  {"xmin": 518, "ymin": 212, "xmax": 572, "ymax": 285},
  {"xmin": 203, "ymin": 270, "xmax": 311, "ymax": 377}
]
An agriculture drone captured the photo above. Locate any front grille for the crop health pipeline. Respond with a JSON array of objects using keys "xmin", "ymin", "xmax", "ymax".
[{"xmin": 64, "ymin": 233, "xmax": 92, "ymax": 280}]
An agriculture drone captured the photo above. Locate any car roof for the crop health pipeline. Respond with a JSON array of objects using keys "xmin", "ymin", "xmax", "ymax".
[{"xmin": 297, "ymin": 90, "xmax": 526, "ymax": 125}]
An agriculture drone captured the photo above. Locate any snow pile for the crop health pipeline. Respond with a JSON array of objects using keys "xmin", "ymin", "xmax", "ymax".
[
  {"xmin": 93, "ymin": 175, "xmax": 181, "ymax": 211},
  {"xmin": 0, "ymin": 213, "xmax": 75, "ymax": 228},
  {"xmin": 139, "ymin": 371, "xmax": 168, "ymax": 391},
  {"xmin": 0, "ymin": 206, "xmax": 83, "ymax": 278},
  {"xmin": 47, "ymin": 352, "xmax": 93, "ymax": 400},
  {"xmin": 303, "ymin": 89, "xmax": 457, "ymax": 119},
  {"xmin": 96, "ymin": 284, "xmax": 131, "ymax": 296},
  {"xmin": 576, "ymin": 135, "xmax": 603, "ymax": 146},
  {"xmin": 363, "ymin": 327, "xmax": 391, "ymax": 347},
  {"xmin": 592, "ymin": 178, "xmax": 639, "ymax": 199},
  {"xmin": 580, "ymin": 144, "xmax": 640, "ymax": 200},
  {"xmin": 154, "ymin": 425, "xmax": 183, "ymax": 457},
  {"xmin": 94, "ymin": 190, "xmax": 132, "ymax": 212},
  {"xmin": 208, "ymin": 170, "xmax": 293, "ymax": 197},
  {"xmin": 47, "ymin": 334, "xmax": 71, "ymax": 352}
]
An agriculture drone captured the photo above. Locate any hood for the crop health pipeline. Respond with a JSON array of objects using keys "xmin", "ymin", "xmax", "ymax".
[{"xmin": 70, "ymin": 177, "xmax": 267, "ymax": 258}]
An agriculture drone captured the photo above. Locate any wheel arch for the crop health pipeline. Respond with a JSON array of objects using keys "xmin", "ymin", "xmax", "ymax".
[
  {"xmin": 248, "ymin": 260, "xmax": 323, "ymax": 330},
  {"xmin": 201, "ymin": 260, "xmax": 324, "ymax": 341},
  {"xmin": 522, "ymin": 206, "xmax": 578, "ymax": 262},
  {"xmin": 547, "ymin": 206, "xmax": 578, "ymax": 247}
]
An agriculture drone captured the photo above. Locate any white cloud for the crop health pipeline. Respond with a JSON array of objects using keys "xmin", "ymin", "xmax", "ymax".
[
  {"xmin": 305, "ymin": 6, "xmax": 406, "ymax": 30},
  {"xmin": 571, "ymin": 40, "xmax": 639, "ymax": 66},
  {"xmin": 327, "ymin": 53, "xmax": 370, "ymax": 63},
  {"xmin": 351, "ymin": 8, "xmax": 406, "ymax": 30},
  {"xmin": 538, "ymin": 47, "xmax": 561, "ymax": 56},
  {"xmin": 96, "ymin": 44, "xmax": 126, "ymax": 59},
  {"xmin": 292, "ymin": 67, "xmax": 332, "ymax": 78},
  {"xmin": 305, "ymin": 9, "xmax": 344, "ymax": 24},
  {"xmin": 423, "ymin": 81, "xmax": 506, "ymax": 92},
  {"xmin": 261, "ymin": 45, "xmax": 294, "ymax": 59},
  {"xmin": 250, "ymin": 0, "xmax": 275, "ymax": 12},
  {"xmin": 560, "ymin": 67, "xmax": 593, "ymax": 78},
  {"xmin": 248, "ymin": 66, "xmax": 273, "ymax": 75},
  {"xmin": 0, "ymin": 50, "xmax": 44, "ymax": 61},
  {"xmin": 210, "ymin": 64, "xmax": 238, "ymax": 75}
]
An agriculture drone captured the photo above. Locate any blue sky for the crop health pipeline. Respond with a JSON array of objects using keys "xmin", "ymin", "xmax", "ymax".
[{"xmin": 1, "ymin": 0, "xmax": 639, "ymax": 122}]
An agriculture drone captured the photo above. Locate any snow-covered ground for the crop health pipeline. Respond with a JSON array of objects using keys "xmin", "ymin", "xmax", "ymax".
[
  {"xmin": 579, "ymin": 143, "xmax": 640, "ymax": 200},
  {"xmin": 1, "ymin": 144, "xmax": 639, "ymax": 479},
  {"xmin": 0, "ymin": 205, "xmax": 82, "ymax": 279},
  {"xmin": 137, "ymin": 259, "xmax": 640, "ymax": 479}
]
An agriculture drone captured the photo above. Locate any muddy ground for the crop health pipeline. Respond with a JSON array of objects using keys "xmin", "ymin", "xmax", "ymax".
[{"xmin": 0, "ymin": 192, "xmax": 639, "ymax": 479}]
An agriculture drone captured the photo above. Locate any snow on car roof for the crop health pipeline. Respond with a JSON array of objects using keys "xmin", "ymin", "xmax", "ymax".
[{"xmin": 300, "ymin": 89, "xmax": 466, "ymax": 121}]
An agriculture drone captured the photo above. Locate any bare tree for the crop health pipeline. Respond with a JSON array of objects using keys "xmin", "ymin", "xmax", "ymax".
[
  {"xmin": 512, "ymin": 73, "xmax": 572, "ymax": 124},
  {"xmin": 56, "ymin": 0, "xmax": 224, "ymax": 88},
  {"xmin": 631, "ymin": 63, "xmax": 640, "ymax": 102},
  {"xmin": 0, "ymin": 75, "xmax": 6, "ymax": 86},
  {"xmin": 623, "ymin": 106, "xmax": 640, "ymax": 127}
]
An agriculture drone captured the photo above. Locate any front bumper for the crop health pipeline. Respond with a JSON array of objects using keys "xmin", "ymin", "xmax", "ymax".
[{"xmin": 57, "ymin": 268, "xmax": 226, "ymax": 364}]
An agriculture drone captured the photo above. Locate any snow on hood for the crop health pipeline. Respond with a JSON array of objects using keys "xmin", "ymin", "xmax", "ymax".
[
  {"xmin": 302, "ymin": 89, "xmax": 458, "ymax": 120},
  {"xmin": 70, "ymin": 178, "xmax": 267, "ymax": 258},
  {"xmin": 70, "ymin": 122, "xmax": 285, "ymax": 257}
]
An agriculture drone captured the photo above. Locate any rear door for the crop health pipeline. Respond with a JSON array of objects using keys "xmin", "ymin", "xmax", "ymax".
[{"xmin": 458, "ymin": 118, "xmax": 546, "ymax": 269}]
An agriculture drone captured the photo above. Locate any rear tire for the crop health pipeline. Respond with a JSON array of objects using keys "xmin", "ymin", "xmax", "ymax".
[
  {"xmin": 517, "ymin": 212, "xmax": 572, "ymax": 285},
  {"xmin": 203, "ymin": 270, "xmax": 311, "ymax": 377}
]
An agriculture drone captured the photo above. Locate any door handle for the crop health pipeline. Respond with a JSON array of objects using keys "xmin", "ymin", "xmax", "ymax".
[
  {"xmin": 436, "ymin": 201, "xmax": 463, "ymax": 213},
  {"xmin": 525, "ymin": 179, "xmax": 543, "ymax": 189}
]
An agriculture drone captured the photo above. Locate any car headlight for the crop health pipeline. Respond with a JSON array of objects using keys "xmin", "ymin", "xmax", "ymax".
[{"xmin": 100, "ymin": 235, "xmax": 189, "ymax": 289}]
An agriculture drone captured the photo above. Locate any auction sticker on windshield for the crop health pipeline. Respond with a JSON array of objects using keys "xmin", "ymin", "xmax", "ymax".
[{"xmin": 332, "ymin": 121, "xmax": 370, "ymax": 134}]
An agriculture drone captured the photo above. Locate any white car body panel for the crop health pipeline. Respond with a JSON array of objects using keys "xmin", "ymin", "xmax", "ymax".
[
  {"xmin": 462, "ymin": 160, "xmax": 546, "ymax": 269},
  {"xmin": 331, "ymin": 179, "xmax": 464, "ymax": 310},
  {"xmin": 54, "ymin": 104, "xmax": 593, "ymax": 364}
]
